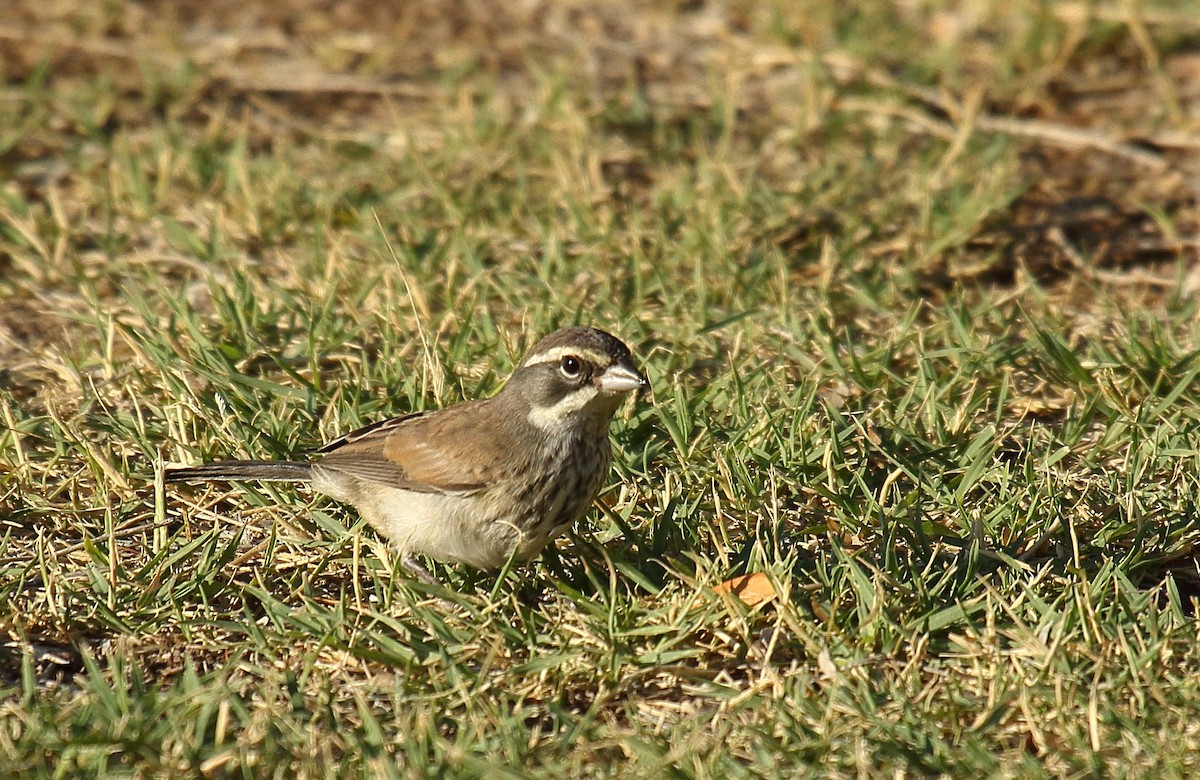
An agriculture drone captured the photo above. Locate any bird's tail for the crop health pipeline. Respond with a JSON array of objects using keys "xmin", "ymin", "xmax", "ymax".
[{"xmin": 165, "ymin": 460, "xmax": 313, "ymax": 483}]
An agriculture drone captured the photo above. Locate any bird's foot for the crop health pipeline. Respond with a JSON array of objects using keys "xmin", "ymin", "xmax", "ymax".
[{"xmin": 401, "ymin": 553, "xmax": 440, "ymax": 586}]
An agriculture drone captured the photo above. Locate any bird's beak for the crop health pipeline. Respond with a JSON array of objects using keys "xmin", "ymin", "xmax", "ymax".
[{"xmin": 597, "ymin": 363, "xmax": 650, "ymax": 395}]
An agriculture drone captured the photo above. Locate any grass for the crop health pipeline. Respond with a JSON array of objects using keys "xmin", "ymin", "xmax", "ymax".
[{"xmin": 4, "ymin": 0, "xmax": 1200, "ymax": 775}]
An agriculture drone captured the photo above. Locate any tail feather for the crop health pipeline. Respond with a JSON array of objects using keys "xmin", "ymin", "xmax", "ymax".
[{"xmin": 165, "ymin": 460, "xmax": 313, "ymax": 483}]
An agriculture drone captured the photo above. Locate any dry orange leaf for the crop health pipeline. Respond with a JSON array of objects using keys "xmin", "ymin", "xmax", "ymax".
[{"xmin": 712, "ymin": 572, "xmax": 779, "ymax": 608}]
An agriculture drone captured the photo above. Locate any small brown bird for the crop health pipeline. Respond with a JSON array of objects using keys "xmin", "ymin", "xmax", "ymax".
[{"xmin": 166, "ymin": 326, "xmax": 648, "ymax": 583}]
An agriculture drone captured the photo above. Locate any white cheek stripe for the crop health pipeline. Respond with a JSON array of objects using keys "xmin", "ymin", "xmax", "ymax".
[
  {"xmin": 522, "ymin": 346, "xmax": 612, "ymax": 368},
  {"xmin": 527, "ymin": 385, "xmax": 600, "ymax": 430}
]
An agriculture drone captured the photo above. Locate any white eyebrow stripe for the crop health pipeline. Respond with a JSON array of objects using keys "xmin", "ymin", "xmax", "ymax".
[{"xmin": 522, "ymin": 346, "xmax": 612, "ymax": 368}]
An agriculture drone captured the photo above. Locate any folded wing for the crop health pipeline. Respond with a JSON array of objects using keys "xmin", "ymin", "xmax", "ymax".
[{"xmin": 314, "ymin": 399, "xmax": 507, "ymax": 495}]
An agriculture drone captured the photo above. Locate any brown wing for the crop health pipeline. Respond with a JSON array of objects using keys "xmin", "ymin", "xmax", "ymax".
[
  {"xmin": 313, "ymin": 399, "xmax": 506, "ymax": 495},
  {"xmin": 315, "ymin": 411, "xmax": 428, "ymax": 454}
]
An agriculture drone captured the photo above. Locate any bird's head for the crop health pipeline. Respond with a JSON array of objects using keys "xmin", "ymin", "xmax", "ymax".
[{"xmin": 504, "ymin": 326, "xmax": 648, "ymax": 434}]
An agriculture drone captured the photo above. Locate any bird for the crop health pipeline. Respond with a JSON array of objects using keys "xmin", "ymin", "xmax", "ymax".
[{"xmin": 166, "ymin": 326, "xmax": 649, "ymax": 584}]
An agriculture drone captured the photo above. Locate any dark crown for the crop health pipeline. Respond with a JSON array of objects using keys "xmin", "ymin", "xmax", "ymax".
[{"xmin": 521, "ymin": 326, "xmax": 635, "ymax": 369}]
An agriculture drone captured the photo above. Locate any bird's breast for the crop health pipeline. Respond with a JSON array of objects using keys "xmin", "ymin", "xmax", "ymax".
[{"xmin": 505, "ymin": 433, "xmax": 612, "ymax": 544}]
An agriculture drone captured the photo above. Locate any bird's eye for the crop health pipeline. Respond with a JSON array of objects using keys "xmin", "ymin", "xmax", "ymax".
[{"xmin": 560, "ymin": 356, "xmax": 583, "ymax": 377}]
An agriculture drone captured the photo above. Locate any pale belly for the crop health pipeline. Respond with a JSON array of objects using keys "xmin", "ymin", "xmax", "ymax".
[
  {"xmin": 312, "ymin": 468, "xmax": 603, "ymax": 570},
  {"xmin": 310, "ymin": 434, "xmax": 611, "ymax": 570}
]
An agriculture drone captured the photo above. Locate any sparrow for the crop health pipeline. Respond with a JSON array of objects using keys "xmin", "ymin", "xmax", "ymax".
[{"xmin": 166, "ymin": 326, "xmax": 649, "ymax": 584}]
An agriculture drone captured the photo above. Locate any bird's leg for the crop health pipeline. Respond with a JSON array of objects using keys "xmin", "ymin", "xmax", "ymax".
[{"xmin": 401, "ymin": 553, "xmax": 440, "ymax": 586}]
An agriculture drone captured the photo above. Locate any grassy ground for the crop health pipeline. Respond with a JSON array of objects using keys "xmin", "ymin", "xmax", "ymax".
[{"xmin": 4, "ymin": 0, "xmax": 1200, "ymax": 776}]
